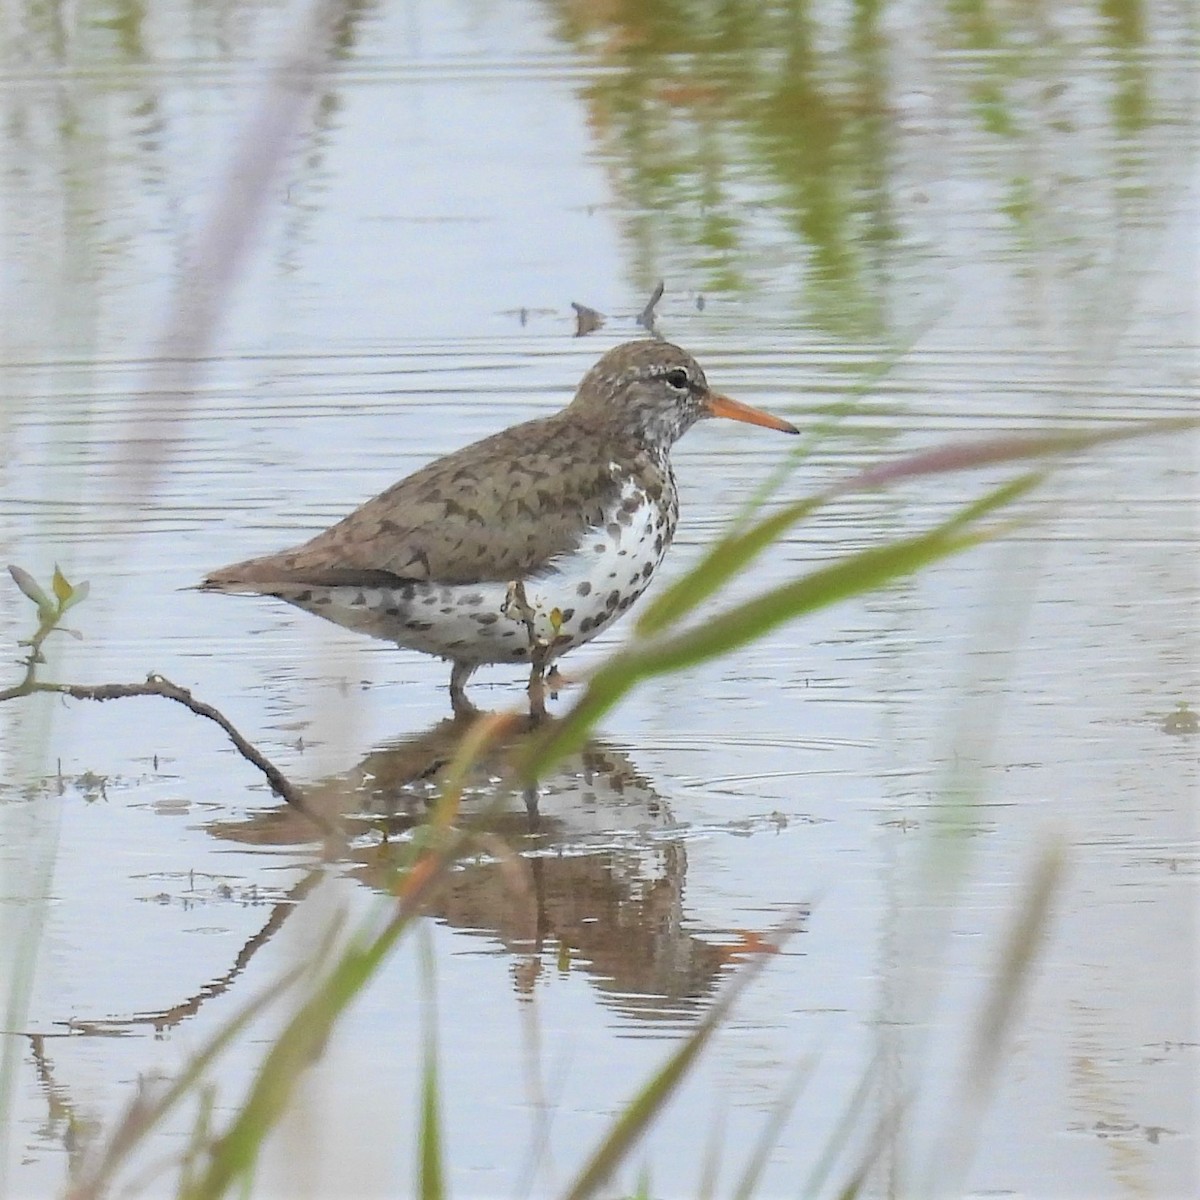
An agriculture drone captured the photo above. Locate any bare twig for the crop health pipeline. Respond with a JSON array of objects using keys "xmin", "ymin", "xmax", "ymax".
[
  {"xmin": 4, "ymin": 564, "xmax": 332, "ymax": 835},
  {"xmin": 1, "ymin": 670, "xmax": 328, "ymax": 832}
]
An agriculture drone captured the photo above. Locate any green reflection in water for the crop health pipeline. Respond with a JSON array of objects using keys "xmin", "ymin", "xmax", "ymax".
[
  {"xmin": 548, "ymin": 1, "xmax": 899, "ymax": 334},
  {"xmin": 545, "ymin": 0, "xmax": 1184, "ymax": 339},
  {"xmin": 1100, "ymin": 0, "xmax": 1151, "ymax": 135},
  {"xmin": 1, "ymin": 0, "xmax": 1193, "ymax": 348}
]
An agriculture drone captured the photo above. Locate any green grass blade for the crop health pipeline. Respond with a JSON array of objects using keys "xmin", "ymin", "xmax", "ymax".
[
  {"xmin": 524, "ymin": 475, "xmax": 1040, "ymax": 774},
  {"xmin": 560, "ymin": 1014, "xmax": 715, "ymax": 1200},
  {"xmin": 636, "ymin": 497, "xmax": 826, "ymax": 636},
  {"xmin": 182, "ymin": 943, "xmax": 387, "ymax": 1199},
  {"xmin": 418, "ymin": 928, "xmax": 445, "ymax": 1200},
  {"xmin": 65, "ymin": 963, "xmax": 306, "ymax": 1200},
  {"xmin": 827, "ymin": 1090, "xmax": 909, "ymax": 1200},
  {"xmin": 797, "ymin": 1049, "xmax": 887, "ymax": 1200},
  {"xmin": 726, "ymin": 305, "xmax": 947, "ymax": 531},
  {"xmin": 183, "ymin": 832, "xmax": 471, "ymax": 1198},
  {"xmin": 637, "ymin": 416, "xmax": 1198, "ymax": 638},
  {"xmin": 728, "ymin": 1059, "xmax": 813, "ymax": 1200},
  {"xmin": 561, "ymin": 923, "xmax": 796, "ymax": 1200},
  {"xmin": 922, "ymin": 840, "xmax": 1065, "ymax": 1194},
  {"xmin": 695, "ymin": 1108, "xmax": 726, "ymax": 1200},
  {"xmin": 639, "ymin": 476, "xmax": 1034, "ymax": 678}
]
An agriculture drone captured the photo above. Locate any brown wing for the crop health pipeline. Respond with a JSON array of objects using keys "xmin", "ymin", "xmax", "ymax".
[{"xmin": 203, "ymin": 413, "xmax": 629, "ymax": 589}]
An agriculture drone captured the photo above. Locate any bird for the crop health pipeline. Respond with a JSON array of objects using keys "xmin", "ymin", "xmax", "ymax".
[{"xmin": 202, "ymin": 340, "xmax": 798, "ymax": 714}]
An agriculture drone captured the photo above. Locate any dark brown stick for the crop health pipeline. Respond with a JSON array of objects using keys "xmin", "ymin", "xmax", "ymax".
[{"xmin": 0, "ymin": 671, "xmax": 331, "ymax": 835}]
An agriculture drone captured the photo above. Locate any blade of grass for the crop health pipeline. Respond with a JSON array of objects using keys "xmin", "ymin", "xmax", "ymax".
[
  {"xmin": 727, "ymin": 303, "xmax": 949, "ymax": 532},
  {"xmin": 116, "ymin": 0, "xmax": 353, "ymax": 506},
  {"xmin": 636, "ymin": 497, "xmax": 826, "ymax": 636},
  {"xmin": 695, "ymin": 1106, "xmax": 726, "ymax": 1200},
  {"xmin": 178, "ymin": 1084, "xmax": 215, "ymax": 1199},
  {"xmin": 829, "ymin": 1091, "xmax": 907, "ymax": 1200},
  {"xmin": 525, "ymin": 475, "xmax": 1041, "ymax": 774},
  {"xmin": 418, "ymin": 927, "xmax": 445, "ymax": 1200},
  {"xmin": 65, "ymin": 963, "xmax": 306, "ymax": 1200},
  {"xmin": 833, "ymin": 415, "xmax": 1199, "ymax": 497},
  {"xmin": 181, "ymin": 920, "xmax": 414, "ymax": 1199},
  {"xmin": 638, "ymin": 415, "xmax": 1197, "ymax": 637},
  {"xmin": 921, "ymin": 839, "xmax": 1065, "ymax": 1195},
  {"xmin": 181, "ymin": 711, "xmax": 522, "ymax": 1199},
  {"xmin": 631, "ymin": 1164, "xmax": 653, "ymax": 1199},
  {"xmin": 798, "ymin": 1047, "xmax": 889, "ymax": 1200},
  {"xmin": 728, "ymin": 1058, "xmax": 813, "ymax": 1200},
  {"xmin": 561, "ymin": 920, "xmax": 798, "ymax": 1200}
]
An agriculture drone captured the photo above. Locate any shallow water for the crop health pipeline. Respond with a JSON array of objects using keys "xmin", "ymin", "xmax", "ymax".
[{"xmin": 1, "ymin": 2, "xmax": 1197, "ymax": 1197}]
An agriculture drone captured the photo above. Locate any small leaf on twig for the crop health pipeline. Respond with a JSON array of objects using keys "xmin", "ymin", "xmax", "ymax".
[
  {"xmin": 61, "ymin": 580, "xmax": 91, "ymax": 612},
  {"xmin": 8, "ymin": 565, "xmax": 52, "ymax": 613},
  {"xmin": 52, "ymin": 565, "xmax": 73, "ymax": 605}
]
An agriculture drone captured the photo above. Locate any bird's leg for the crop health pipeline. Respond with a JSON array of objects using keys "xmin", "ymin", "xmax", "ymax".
[
  {"xmin": 504, "ymin": 580, "xmax": 553, "ymax": 721},
  {"xmin": 449, "ymin": 661, "xmax": 479, "ymax": 717},
  {"xmin": 522, "ymin": 783, "xmax": 541, "ymax": 831},
  {"xmin": 527, "ymin": 650, "xmax": 549, "ymax": 720}
]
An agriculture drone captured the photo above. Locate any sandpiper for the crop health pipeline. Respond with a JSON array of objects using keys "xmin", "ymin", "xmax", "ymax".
[{"xmin": 202, "ymin": 340, "xmax": 797, "ymax": 713}]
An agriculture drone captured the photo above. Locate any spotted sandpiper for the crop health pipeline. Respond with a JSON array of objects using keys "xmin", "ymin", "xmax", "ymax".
[{"xmin": 202, "ymin": 340, "xmax": 797, "ymax": 713}]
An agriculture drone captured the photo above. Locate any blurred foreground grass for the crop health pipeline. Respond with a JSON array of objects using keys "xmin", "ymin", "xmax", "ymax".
[
  {"xmin": 4, "ymin": 413, "xmax": 1190, "ymax": 1199},
  {"xmin": 3, "ymin": 1, "xmax": 1195, "ymax": 1195}
]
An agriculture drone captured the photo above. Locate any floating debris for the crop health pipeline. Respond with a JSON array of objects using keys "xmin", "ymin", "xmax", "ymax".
[
  {"xmin": 637, "ymin": 280, "xmax": 665, "ymax": 334},
  {"xmin": 571, "ymin": 301, "xmax": 605, "ymax": 336}
]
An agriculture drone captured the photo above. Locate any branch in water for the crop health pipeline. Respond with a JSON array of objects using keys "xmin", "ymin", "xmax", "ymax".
[{"xmin": 1, "ymin": 670, "xmax": 330, "ymax": 836}]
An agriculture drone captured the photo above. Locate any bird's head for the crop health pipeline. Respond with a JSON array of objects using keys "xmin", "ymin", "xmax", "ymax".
[{"xmin": 569, "ymin": 340, "xmax": 798, "ymax": 451}]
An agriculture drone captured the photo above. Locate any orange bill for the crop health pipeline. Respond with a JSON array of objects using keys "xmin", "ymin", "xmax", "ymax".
[{"xmin": 705, "ymin": 391, "xmax": 799, "ymax": 434}]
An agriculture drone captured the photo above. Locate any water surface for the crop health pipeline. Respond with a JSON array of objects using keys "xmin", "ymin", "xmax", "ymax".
[{"xmin": 1, "ymin": 1, "xmax": 1196, "ymax": 1196}]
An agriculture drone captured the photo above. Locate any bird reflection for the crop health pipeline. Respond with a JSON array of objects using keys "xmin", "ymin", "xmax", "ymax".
[{"xmin": 208, "ymin": 712, "xmax": 758, "ymax": 1017}]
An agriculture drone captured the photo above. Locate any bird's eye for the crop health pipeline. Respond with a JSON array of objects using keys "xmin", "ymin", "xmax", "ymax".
[{"xmin": 664, "ymin": 369, "xmax": 690, "ymax": 390}]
